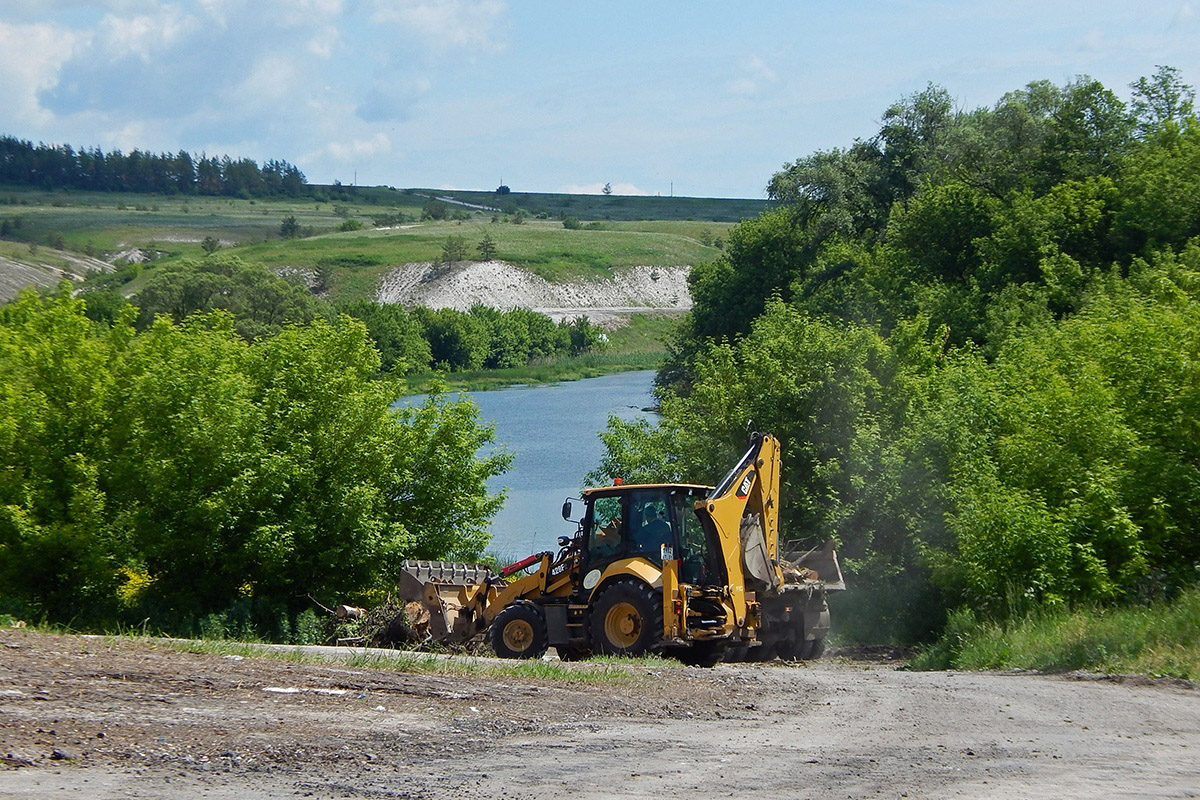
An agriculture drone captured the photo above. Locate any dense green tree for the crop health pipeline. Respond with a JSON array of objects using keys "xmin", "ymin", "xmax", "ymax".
[
  {"xmin": 0, "ymin": 288, "xmax": 508, "ymax": 627},
  {"xmin": 337, "ymin": 301, "xmax": 432, "ymax": 373},
  {"xmin": 687, "ymin": 208, "xmax": 815, "ymax": 341},
  {"xmin": 135, "ymin": 256, "xmax": 322, "ymax": 340},
  {"xmin": 563, "ymin": 315, "xmax": 606, "ymax": 355},
  {"xmin": 1131, "ymin": 66, "xmax": 1196, "ymax": 135},
  {"xmin": 0, "ymin": 136, "xmax": 306, "ymax": 198},
  {"xmin": 414, "ymin": 307, "xmax": 491, "ymax": 370},
  {"xmin": 609, "ymin": 68, "xmax": 1200, "ymax": 643},
  {"xmin": 1115, "ymin": 118, "xmax": 1200, "ymax": 253},
  {"xmin": 422, "ymin": 199, "xmax": 449, "ymax": 220}
]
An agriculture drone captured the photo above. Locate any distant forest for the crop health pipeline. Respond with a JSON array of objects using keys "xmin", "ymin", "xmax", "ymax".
[{"xmin": 0, "ymin": 135, "xmax": 308, "ymax": 198}]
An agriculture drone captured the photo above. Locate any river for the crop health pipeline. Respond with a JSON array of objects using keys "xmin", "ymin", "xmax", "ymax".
[{"xmin": 402, "ymin": 370, "xmax": 658, "ymax": 558}]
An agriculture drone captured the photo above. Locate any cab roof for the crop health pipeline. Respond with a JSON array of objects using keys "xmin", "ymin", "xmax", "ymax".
[{"xmin": 581, "ymin": 483, "xmax": 713, "ymax": 497}]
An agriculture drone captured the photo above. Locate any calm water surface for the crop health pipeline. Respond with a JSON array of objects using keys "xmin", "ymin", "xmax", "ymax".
[{"xmin": 403, "ymin": 370, "xmax": 658, "ymax": 558}]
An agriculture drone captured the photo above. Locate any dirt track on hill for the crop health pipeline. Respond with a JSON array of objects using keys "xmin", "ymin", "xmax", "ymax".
[{"xmin": 1, "ymin": 630, "xmax": 1197, "ymax": 799}]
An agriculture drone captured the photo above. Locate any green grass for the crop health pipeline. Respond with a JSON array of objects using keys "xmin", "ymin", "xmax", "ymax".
[
  {"xmin": 146, "ymin": 636, "xmax": 672, "ymax": 685},
  {"xmin": 223, "ymin": 219, "xmax": 718, "ymax": 302},
  {"xmin": 424, "ymin": 188, "xmax": 774, "ymax": 222},
  {"xmin": 0, "ymin": 239, "xmax": 88, "ymax": 271},
  {"xmin": 4, "ymin": 186, "xmax": 726, "ymax": 306},
  {"xmin": 590, "ymin": 220, "xmax": 737, "ymax": 240},
  {"xmin": 1, "ymin": 186, "xmax": 731, "ymax": 277},
  {"xmin": 605, "ymin": 311, "xmax": 682, "ymax": 354},
  {"xmin": 0, "ymin": 185, "xmax": 423, "ymax": 257},
  {"xmin": 911, "ymin": 588, "xmax": 1200, "ymax": 680}
]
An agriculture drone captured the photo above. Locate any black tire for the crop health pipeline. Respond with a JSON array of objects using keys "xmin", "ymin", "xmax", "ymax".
[
  {"xmin": 775, "ymin": 637, "xmax": 799, "ymax": 661},
  {"xmin": 744, "ymin": 642, "xmax": 777, "ymax": 662},
  {"xmin": 556, "ymin": 644, "xmax": 592, "ymax": 662},
  {"xmin": 674, "ymin": 640, "xmax": 727, "ymax": 668},
  {"xmin": 722, "ymin": 645, "xmax": 748, "ymax": 663},
  {"xmin": 802, "ymin": 637, "xmax": 826, "ymax": 660},
  {"xmin": 490, "ymin": 601, "xmax": 548, "ymax": 659},
  {"xmin": 588, "ymin": 580, "xmax": 662, "ymax": 656}
]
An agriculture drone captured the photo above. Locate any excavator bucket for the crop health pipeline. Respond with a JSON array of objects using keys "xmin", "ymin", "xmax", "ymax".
[
  {"xmin": 398, "ymin": 560, "xmax": 493, "ymax": 644},
  {"xmin": 782, "ymin": 540, "xmax": 846, "ymax": 591}
]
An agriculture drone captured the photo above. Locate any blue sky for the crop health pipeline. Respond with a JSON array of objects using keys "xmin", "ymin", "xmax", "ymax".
[{"xmin": 2, "ymin": 1, "xmax": 1198, "ymax": 198}]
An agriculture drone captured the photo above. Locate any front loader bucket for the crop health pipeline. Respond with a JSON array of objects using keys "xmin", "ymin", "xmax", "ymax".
[{"xmin": 399, "ymin": 560, "xmax": 494, "ymax": 645}]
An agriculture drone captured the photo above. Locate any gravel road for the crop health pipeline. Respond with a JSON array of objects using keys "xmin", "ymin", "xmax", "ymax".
[{"xmin": 1, "ymin": 630, "xmax": 1196, "ymax": 799}]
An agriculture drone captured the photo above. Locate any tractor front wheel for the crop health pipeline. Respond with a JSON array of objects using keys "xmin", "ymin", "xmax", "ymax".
[{"xmin": 490, "ymin": 601, "xmax": 549, "ymax": 659}]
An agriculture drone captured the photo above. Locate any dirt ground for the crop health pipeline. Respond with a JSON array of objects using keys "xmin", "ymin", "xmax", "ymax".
[{"xmin": 1, "ymin": 630, "xmax": 1198, "ymax": 799}]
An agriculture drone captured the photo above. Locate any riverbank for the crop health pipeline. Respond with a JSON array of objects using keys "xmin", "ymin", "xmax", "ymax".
[
  {"xmin": 401, "ymin": 311, "xmax": 675, "ymax": 394},
  {"xmin": 402, "ymin": 351, "xmax": 663, "ymax": 394}
]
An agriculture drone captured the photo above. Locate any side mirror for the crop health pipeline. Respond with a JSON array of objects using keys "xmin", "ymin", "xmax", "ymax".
[{"xmin": 561, "ymin": 500, "xmax": 573, "ymax": 520}]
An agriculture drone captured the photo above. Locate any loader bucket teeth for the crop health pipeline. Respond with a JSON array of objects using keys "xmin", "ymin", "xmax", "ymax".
[{"xmin": 400, "ymin": 560, "xmax": 492, "ymax": 588}]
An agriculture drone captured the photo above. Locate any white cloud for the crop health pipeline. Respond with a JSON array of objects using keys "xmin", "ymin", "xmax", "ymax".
[
  {"xmin": 307, "ymin": 26, "xmax": 340, "ymax": 58},
  {"xmin": 298, "ymin": 0, "xmax": 346, "ymax": 15},
  {"xmin": 4, "ymin": 1, "xmax": 157, "ymax": 18},
  {"xmin": 228, "ymin": 54, "xmax": 304, "ymax": 104},
  {"xmin": 370, "ymin": 0, "xmax": 507, "ymax": 52},
  {"xmin": 748, "ymin": 56, "xmax": 776, "ymax": 82},
  {"xmin": 326, "ymin": 132, "xmax": 393, "ymax": 162},
  {"xmin": 96, "ymin": 5, "xmax": 196, "ymax": 62},
  {"xmin": 0, "ymin": 21, "xmax": 82, "ymax": 128},
  {"xmin": 726, "ymin": 78, "xmax": 759, "ymax": 97},
  {"xmin": 273, "ymin": 0, "xmax": 347, "ymax": 27},
  {"xmin": 560, "ymin": 182, "xmax": 650, "ymax": 196},
  {"xmin": 727, "ymin": 55, "xmax": 778, "ymax": 97},
  {"xmin": 196, "ymin": 0, "xmax": 236, "ymax": 27},
  {"xmin": 105, "ymin": 119, "xmax": 151, "ymax": 151}
]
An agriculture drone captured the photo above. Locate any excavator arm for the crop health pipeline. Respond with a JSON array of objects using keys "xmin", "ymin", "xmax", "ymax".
[{"xmin": 694, "ymin": 432, "xmax": 783, "ymax": 628}]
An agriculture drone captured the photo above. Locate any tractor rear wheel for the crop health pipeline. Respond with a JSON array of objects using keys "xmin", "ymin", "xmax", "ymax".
[
  {"xmin": 744, "ymin": 642, "xmax": 777, "ymax": 662},
  {"xmin": 490, "ymin": 601, "xmax": 548, "ymax": 659},
  {"xmin": 802, "ymin": 637, "xmax": 826, "ymax": 660},
  {"xmin": 589, "ymin": 580, "xmax": 662, "ymax": 657},
  {"xmin": 775, "ymin": 637, "xmax": 799, "ymax": 661}
]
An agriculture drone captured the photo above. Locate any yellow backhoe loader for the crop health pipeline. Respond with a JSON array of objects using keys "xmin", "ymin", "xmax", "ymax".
[{"xmin": 398, "ymin": 432, "xmax": 844, "ymax": 667}]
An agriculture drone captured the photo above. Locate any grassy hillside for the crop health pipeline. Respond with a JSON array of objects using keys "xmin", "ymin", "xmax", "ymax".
[
  {"xmin": 0, "ymin": 186, "xmax": 424, "ymax": 256},
  {"xmin": 1, "ymin": 186, "xmax": 737, "ymax": 305},
  {"xmin": 222, "ymin": 220, "xmax": 721, "ymax": 302},
  {"xmin": 422, "ymin": 188, "xmax": 773, "ymax": 222}
]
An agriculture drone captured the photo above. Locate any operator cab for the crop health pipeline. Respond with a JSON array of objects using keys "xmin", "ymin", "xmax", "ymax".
[{"xmin": 569, "ymin": 484, "xmax": 721, "ymax": 585}]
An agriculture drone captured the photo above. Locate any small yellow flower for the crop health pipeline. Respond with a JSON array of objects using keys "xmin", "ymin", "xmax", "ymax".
[{"xmin": 116, "ymin": 566, "xmax": 154, "ymax": 606}]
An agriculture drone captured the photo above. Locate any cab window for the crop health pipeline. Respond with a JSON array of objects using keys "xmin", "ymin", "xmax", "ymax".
[
  {"xmin": 674, "ymin": 490, "xmax": 715, "ymax": 584},
  {"xmin": 628, "ymin": 490, "xmax": 673, "ymax": 561},
  {"xmin": 587, "ymin": 495, "xmax": 624, "ymax": 559}
]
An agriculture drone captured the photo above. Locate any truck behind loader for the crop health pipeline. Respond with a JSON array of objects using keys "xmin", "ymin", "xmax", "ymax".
[{"xmin": 399, "ymin": 433, "xmax": 844, "ymax": 667}]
